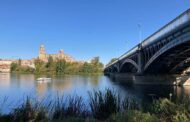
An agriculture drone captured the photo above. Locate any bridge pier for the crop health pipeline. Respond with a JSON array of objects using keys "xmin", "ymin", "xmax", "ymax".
[{"xmin": 137, "ymin": 45, "xmax": 144, "ymax": 75}]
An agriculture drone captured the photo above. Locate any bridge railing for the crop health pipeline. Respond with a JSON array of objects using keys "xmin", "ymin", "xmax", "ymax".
[
  {"xmin": 105, "ymin": 46, "xmax": 138, "ymax": 68},
  {"xmin": 142, "ymin": 9, "xmax": 190, "ymax": 47},
  {"xmin": 105, "ymin": 9, "xmax": 190, "ymax": 69}
]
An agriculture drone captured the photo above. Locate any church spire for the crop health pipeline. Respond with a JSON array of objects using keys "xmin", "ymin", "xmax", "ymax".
[{"xmin": 39, "ymin": 44, "xmax": 46, "ymax": 61}]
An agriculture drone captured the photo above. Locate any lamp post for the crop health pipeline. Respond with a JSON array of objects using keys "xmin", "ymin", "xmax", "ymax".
[
  {"xmin": 137, "ymin": 23, "xmax": 143, "ymax": 74},
  {"xmin": 138, "ymin": 23, "xmax": 142, "ymax": 44}
]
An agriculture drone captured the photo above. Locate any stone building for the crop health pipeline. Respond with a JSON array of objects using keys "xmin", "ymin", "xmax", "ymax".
[
  {"xmin": 0, "ymin": 60, "xmax": 15, "ymax": 72},
  {"xmin": 0, "ymin": 45, "xmax": 76, "ymax": 73},
  {"xmin": 38, "ymin": 45, "xmax": 75, "ymax": 62},
  {"xmin": 21, "ymin": 59, "xmax": 35, "ymax": 69}
]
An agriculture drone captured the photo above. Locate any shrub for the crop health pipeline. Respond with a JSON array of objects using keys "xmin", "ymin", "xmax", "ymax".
[
  {"xmin": 10, "ymin": 62, "xmax": 19, "ymax": 72},
  {"xmin": 173, "ymin": 111, "xmax": 190, "ymax": 122},
  {"xmin": 150, "ymin": 98, "xmax": 190, "ymax": 122},
  {"xmin": 109, "ymin": 110, "xmax": 160, "ymax": 122}
]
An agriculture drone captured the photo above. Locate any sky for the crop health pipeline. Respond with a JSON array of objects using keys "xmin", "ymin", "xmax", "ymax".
[{"xmin": 0, "ymin": 0, "xmax": 190, "ymax": 64}]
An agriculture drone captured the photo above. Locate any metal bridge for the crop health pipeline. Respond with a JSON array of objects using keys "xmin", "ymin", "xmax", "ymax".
[{"xmin": 104, "ymin": 9, "xmax": 190, "ymax": 75}]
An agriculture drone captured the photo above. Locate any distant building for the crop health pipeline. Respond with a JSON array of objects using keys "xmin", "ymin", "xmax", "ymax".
[
  {"xmin": 0, "ymin": 59, "xmax": 35, "ymax": 73},
  {"xmin": 38, "ymin": 45, "xmax": 75, "ymax": 62},
  {"xmin": 21, "ymin": 59, "xmax": 35, "ymax": 69},
  {"xmin": 0, "ymin": 45, "xmax": 79, "ymax": 73},
  {"xmin": 0, "ymin": 60, "xmax": 16, "ymax": 73}
]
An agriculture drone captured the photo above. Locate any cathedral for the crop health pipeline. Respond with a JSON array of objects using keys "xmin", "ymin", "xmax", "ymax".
[{"xmin": 38, "ymin": 45, "xmax": 75, "ymax": 62}]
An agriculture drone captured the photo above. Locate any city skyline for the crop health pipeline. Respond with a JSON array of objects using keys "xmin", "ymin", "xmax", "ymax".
[{"xmin": 0, "ymin": 0, "xmax": 190, "ymax": 64}]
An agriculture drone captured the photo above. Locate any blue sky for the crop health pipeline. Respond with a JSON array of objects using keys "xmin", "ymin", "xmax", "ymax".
[{"xmin": 0, "ymin": 0, "xmax": 190, "ymax": 64}]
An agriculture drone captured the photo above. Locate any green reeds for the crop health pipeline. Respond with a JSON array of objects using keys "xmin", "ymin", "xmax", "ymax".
[
  {"xmin": 12, "ymin": 96, "xmax": 48, "ymax": 122},
  {"xmin": 52, "ymin": 95, "xmax": 88, "ymax": 120},
  {"xmin": 0, "ymin": 89, "xmax": 140, "ymax": 122},
  {"xmin": 88, "ymin": 89, "xmax": 140, "ymax": 120}
]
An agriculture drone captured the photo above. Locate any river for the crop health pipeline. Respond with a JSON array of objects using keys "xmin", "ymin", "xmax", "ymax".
[{"xmin": 0, "ymin": 73, "xmax": 190, "ymax": 113}]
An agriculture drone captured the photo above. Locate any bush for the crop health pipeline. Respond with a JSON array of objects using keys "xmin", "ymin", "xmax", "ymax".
[
  {"xmin": 109, "ymin": 110, "xmax": 160, "ymax": 122},
  {"xmin": 10, "ymin": 62, "xmax": 19, "ymax": 71},
  {"xmin": 150, "ymin": 99, "xmax": 190, "ymax": 122},
  {"xmin": 173, "ymin": 111, "xmax": 190, "ymax": 122}
]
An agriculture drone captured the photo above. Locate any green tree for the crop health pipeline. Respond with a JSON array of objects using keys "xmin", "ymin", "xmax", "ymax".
[
  {"xmin": 91, "ymin": 57, "xmax": 99, "ymax": 65},
  {"xmin": 56, "ymin": 59, "xmax": 66, "ymax": 73},
  {"xmin": 80, "ymin": 62, "xmax": 94, "ymax": 73},
  {"xmin": 10, "ymin": 62, "xmax": 19, "ymax": 72},
  {"xmin": 34, "ymin": 59, "xmax": 45, "ymax": 73},
  {"xmin": 90, "ymin": 57, "xmax": 104, "ymax": 72},
  {"xmin": 46, "ymin": 56, "xmax": 53, "ymax": 68},
  {"xmin": 109, "ymin": 58, "xmax": 118, "ymax": 64},
  {"xmin": 11, "ymin": 56, "xmax": 104, "ymax": 74},
  {"xmin": 18, "ymin": 59, "xmax": 22, "ymax": 66}
]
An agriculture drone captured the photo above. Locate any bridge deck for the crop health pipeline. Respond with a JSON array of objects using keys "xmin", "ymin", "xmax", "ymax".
[{"xmin": 106, "ymin": 9, "xmax": 190, "ymax": 69}]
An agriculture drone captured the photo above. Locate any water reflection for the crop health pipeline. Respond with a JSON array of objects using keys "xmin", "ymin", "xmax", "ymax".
[
  {"xmin": 1, "ymin": 73, "xmax": 190, "ymax": 113},
  {"xmin": 0, "ymin": 73, "xmax": 10, "ymax": 88}
]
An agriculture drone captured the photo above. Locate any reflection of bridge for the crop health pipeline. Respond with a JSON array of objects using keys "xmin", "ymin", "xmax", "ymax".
[{"xmin": 105, "ymin": 9, "xmax": 190, "ymax": 75}]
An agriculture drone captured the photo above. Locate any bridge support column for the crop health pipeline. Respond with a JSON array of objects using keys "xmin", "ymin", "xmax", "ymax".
[{"xmin": 137, "ymin": 45, "xmax": 144, "ymax": 75}]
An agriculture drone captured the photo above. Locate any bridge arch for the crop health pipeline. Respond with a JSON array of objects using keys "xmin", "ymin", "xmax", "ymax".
[
  {"xmin": 112, "ymin": 65, "xmax": 119, "ymax": 73},
  {"xmin": 119, "ymin": 59, "xmax": 139, "ymax": 73},
  {"xmin": 144, "ymin": 31, "xmax": 190, "ymax": 74}
]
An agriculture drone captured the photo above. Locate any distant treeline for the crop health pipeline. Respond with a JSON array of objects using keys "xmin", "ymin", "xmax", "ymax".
[{"xmin": 11, "ymin": 57, "xmax": 104, "ymax": 74}]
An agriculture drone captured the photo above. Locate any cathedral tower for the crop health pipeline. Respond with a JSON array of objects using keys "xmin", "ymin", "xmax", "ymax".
[{"xmin": 39, "ymin": 45, "xmax": 46, "ymax": 61}]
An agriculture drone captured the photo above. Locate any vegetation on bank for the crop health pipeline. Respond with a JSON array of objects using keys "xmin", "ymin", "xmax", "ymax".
[
  {"xmin": 11, "ymin": 59, "xmax": 35, "ymax": 74},
  {"xmin": 0, "ymin": 89, "xmax": 190, "ymax": 122},
  {"xmin": 107, "ymin": 58, "xmax": 118, "ymax": 65},
  {"xmin": 11, "ymin": 57, "xmax": 104, "ymax": 75}
]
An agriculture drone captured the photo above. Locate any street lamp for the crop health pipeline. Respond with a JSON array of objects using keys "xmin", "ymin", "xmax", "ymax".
[
  {"xmin": 138, "ymin": 23, "xmax": 142, "ymax": 49},
  {"xmin": 138, "ymin": 23, "xmax": 142, "ymax": 44}
]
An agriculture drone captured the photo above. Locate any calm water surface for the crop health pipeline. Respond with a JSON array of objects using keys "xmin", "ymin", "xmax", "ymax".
[{"xmin": 0, "ymin": 73, "xmax": 190, "ymax": 113}]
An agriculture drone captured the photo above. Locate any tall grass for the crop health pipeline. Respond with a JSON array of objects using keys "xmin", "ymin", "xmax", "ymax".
[
  {"xmin": 51, "ymin": 95, "xmax": 89, "ymax": 120},
  {"xmin": 0, "ymin": 89, "xmax": 140, "ymax": 121},
  {"xmin": 12, "ymin": 96, "xmax": 48, "ymax": 122},
  {"xmin": 88, "ymin": 89, "xmax": 140, "ymax": 120},
  {"xmin": 3, "ymin": 89, "xmax": 190, "ymax": 122}
]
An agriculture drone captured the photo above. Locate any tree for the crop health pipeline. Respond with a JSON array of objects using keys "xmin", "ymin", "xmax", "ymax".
[
  {"xmin": 46, "ymin": 56, "xmax": 56, "ymax": 73},
  {"xmin": 80, "ymin": 62, "xmax": 93, "ymax": 73},
  {"xmin": 18, "ymin": 59, "xmax": 22, "ymax": 66},
  {"xmin": 90, "ymin": 57, "xmax": 104, "ymax": 72},
  {"xmin": 46, "ymin": 56, "xmax": 54, "ymax": 68},
  {"xmin": 34, "ymin": 59, "xmax": 45, "ymax": 73},
  {"xmin": 109, "ymin": 58, "xmax": 118, "ymax": 64},
  {"xmin": 91, "ymin": 57, "xmax": 100, "ymax": 65},
  {"xmin": 56, "ymin": 59, "xmax": 66, "ymax": 73},
  {"xmin": 10, "ymin": 62, "xmax": 19, "ymax": 72}
]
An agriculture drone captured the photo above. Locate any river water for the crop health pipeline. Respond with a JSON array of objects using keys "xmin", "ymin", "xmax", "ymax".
[{"xmin": 0, "ymin": 73, "xmax": 190, "ymax": 113}]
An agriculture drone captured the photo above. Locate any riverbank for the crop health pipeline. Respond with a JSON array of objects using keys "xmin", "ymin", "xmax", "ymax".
[
  {"xmin": 10, "ymin": 58, "xmax": 104, "ymax": 76},
  {"xmin": 0, "ymin": 89, "xmax": 190, "ymax": 122},
  {"xmin": 10, "ymin": 71, "xmax": 103, "ymax": 76}
]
